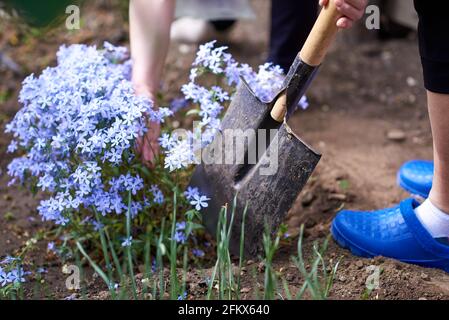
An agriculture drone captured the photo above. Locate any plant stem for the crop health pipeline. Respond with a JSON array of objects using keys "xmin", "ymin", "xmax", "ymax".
[
  {"xmin": 169, "ymin": 189, "xmax": 179, "ymax": 300},
  {"xmin": 236, "ymin": 204, "xmax": 248, "ymax": 299},
  {"xmin": 76, "ymin": 241, "xmax": 116, "ymax": 299},
  {"xmin": 93, "ymin": 209, "xmax": 116, "ymax": 298},
  {"xmin": 126, "ymin": 191, "xmax": 138, "ymax": 299}
]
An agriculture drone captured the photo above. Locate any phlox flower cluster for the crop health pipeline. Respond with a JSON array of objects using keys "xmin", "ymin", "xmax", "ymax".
[
  {"xmin": 6, "ymin": 43, "xmax": 172, "ymax": 226},
  {"xmin": 5, "ymin": 41, "xmax": 307, "ymax": 252},
  {"xmin": 0, "ymin": 257, "xmax": 26, "ymax": 288}
]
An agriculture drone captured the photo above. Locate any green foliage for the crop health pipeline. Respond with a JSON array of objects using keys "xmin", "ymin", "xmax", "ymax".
[
  {"xmin": 206, "ymin": 197, "xmax": 238, "ymax": 300},
  {"xmin": 3, "ymin": 211, "xmax": 15, "ymax": 221},
  {"xmin": 2, "ymin": 0, "xmax": 83, "ymax": 28},
  {"xmin": 338, "ymin": 179, "xmax": 350, "ymax": 191},
  {"xmin": 290, "ymin": 225, "xmax": 340, "ymax": 300},
  {"xmin": 262, "ymin": 223, "xmax": 282, "ymax": 300}
]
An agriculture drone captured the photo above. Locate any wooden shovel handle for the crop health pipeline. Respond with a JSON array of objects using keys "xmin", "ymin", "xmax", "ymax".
[
  {"xmin": 270, "ymin": 1, "xmax": 341, "ymax": 122},
  {"xmin": 300, "ymin": 1, "xmax": 341, "ymax": 66}
]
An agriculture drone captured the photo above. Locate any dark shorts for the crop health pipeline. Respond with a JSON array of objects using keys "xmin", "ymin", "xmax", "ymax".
[
  {"xmin": 414, "ymin": 0, "xmax": 449, "ymax": 94},
  {"xmin": 268, "ymin": 0, "xmax": 318, "ymax": 72}
]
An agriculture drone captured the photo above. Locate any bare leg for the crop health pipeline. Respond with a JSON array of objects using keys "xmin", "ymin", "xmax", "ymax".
[
  {"xmin": 129, "ymin": 0, "xmax": 174, "ymax": 96},
  {"xmin": 129, "ymin": 0, "xmax": 174, "ymax": 167},
  {"xmin": 427, "ymin": 91, "xmax": 449, "ymax": 213}
]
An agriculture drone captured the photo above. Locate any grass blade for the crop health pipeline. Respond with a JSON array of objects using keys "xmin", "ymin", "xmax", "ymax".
[
  {"xmin": 76, "ymin": 241, "xmax": 115, "ymax": 298},
  {"xmin": 126, "ymin": 191, "xmax": 138, "ymax": 299}
]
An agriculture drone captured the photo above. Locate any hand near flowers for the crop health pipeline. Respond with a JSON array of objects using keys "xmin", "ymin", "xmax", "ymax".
[
  {"xmin": 129, "ymin": 0, "xmax": 174, "ymax": 168},
  {"xmin": 134, "ymin": 86, "xmax": 161, "ymax": 169}
]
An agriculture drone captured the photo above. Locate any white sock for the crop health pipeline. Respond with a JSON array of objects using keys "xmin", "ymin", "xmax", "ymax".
[{"xmin": 415, "ymin": 199, "xmax": 449, "ymax": 239}]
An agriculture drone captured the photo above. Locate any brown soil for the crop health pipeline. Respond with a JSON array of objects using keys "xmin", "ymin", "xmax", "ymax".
[{"xmin": 1, "ymin": 0, "xmax": 448, "ymax": 300}]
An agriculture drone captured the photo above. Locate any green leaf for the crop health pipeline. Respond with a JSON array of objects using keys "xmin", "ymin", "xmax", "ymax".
[
  {"xmin": 338, "ymin": 179, "xmax": 350, "ymax": 191},
  {"xmin": 188, "ymin": 223, "xmax": 205, "ymax": 231},
  {"xmin": 186, "ymin": 109, "xmax": 200, "ymax": 116},
  {"xmin": 158, "ymin": 242, "xmax": 167, "ymax": 256}
]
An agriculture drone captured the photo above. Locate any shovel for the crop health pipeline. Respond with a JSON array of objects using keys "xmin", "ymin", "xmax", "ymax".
[{"xmin": 190, "ymin": 2, "xmax": 341, "ymax": 257}]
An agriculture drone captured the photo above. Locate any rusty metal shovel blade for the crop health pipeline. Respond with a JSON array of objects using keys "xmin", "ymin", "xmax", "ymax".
[{"xmin": 190, "ymin": 73, "xmax": 321, "ymax": 257}]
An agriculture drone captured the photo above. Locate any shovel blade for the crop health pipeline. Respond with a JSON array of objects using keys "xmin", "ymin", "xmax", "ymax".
[
  {"xmin": 190, "ymin": 80, "xmax": 321, "ymax": 257},
  {"xmin": 231, "ymin": 123, "xmax": 321, "ymax": 256},
  {"xmin": 190, "ymin": 79, "xmax": 269, "ymax": 236}
]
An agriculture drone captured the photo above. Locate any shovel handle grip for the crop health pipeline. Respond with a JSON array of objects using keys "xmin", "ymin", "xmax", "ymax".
[
  {"xmin": 270, "ymin": 1, "xmax": 341, "ymax": 122},
  {"xmin": 300, "ymin": 1, "xmax": 341, "ymax": 66}
]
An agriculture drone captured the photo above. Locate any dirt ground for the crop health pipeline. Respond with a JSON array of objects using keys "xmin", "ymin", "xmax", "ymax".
[{"xmin": 1, "ymin": 0, "xmax": 449, "ymax": 300}]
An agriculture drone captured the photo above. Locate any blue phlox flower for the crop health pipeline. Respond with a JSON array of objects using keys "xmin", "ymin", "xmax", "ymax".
[
  {"xmin": 7, "ymin": 140, "xmax": 18, "ymax": 153},
  {"xmin": 190, "ymin": 194, "xmax": 210, "ymax": 211},
  {"xmin": 1, "ymin": 256, "xmax": 18, "ymax": 265},
  {"xmin": 150, "ymin": 185, "xmax": 165, "ymax": 205},
  {"xmin": 121, "ymin": 236, "xmax": 133, "ymax": 248},
  {"xmin": 184, "ymin": 186, "xmax": 199, "ymax": 200},
  {"xmin": 174, "ymin": 231, "xmax": 187, "ymax": 244},
  {"xmin": 92, "ymin": 220, "xmax": 104, "ymax": 232},
  {"xmin": 159, "ymin": 133, "xmax": 177, "ymax": 150},
  {"xmin": 0, "ymin": 270, "xmax": 12, "ymax": 287},
  {"xmin": 176, "ymin": 221, "xmax": 187, "ymax": 231},
  {"xmin": 9, "ymin": 268, "xmax": 26, "ymax": 284},
  {"xmin": 192, "ymin": 249, "xmax": 205, "ymax": 258},
  {"xmin": 37, "ymin": 267, "xmax": 48, "ymax": 274},
  {"xmin": 177, "ymin": 291, "xmax": 187, "ymax": 300}
]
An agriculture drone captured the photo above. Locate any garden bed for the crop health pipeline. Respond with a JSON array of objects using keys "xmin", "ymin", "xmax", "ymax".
[{"xmin": 1, "ymin": 0, "xmax": 449, "ymax": 300}]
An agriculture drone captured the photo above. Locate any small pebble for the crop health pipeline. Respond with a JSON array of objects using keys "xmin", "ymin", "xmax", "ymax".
[
  {"xmin": 328, "ymin": 193, "xmax": 347, "ymax": 201},
  {"xmin": 406, "ymin": 76, "xmax": 417, "ymax": 87},
  {"xmin": 420, "ymin": 273, "xmax": 430, "ymax": 281},
  {"xmin": 394, "ymin": 263, "xmax": 403, "ymax": 270},
  {"xmin": 144, "ymin": 293, "xmax": 153, "ymax": 299},
  {"xmin": 321, "ymin": 104, "xmax": 330, "ymax": 112},
  {"xmin": 178, "ymin": 44, "xmax": 192, "ymax": 54},
  {"xmin": 408, "ymin": 94, "xmax": 416, "ymax": 104},
  {"xmin": 387, "ymin": 129, "xmax": 406, "ymax": 142},
  {"xmin": 381, "ymin": 51, "xmax": 392, "ymax": 61},
  {"xmin": 301, "ymin": 192, "xmax": 315, "ymax": 206},
  {"xmin": 240, "ymin": 287, "xmax": 251, "ymax": 294}
]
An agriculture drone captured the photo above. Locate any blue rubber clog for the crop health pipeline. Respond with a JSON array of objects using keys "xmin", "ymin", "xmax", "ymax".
[
  {"xmin": 397, "ymin": 160, "xmax": 433, "ymax": 198},
  {"xmin": 332, "ymin": 199, "xmax": 449, "ymax": 272}
]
